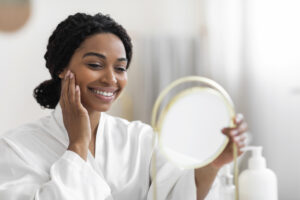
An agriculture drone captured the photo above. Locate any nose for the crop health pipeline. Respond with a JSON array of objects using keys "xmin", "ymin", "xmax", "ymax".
[{"xmin": 101, "ymin": 67, "xmax": 117, "ymax": 85}]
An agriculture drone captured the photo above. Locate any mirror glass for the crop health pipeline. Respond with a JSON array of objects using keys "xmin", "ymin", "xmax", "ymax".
[{"xmin": 158, "ymin": 87, "xmax": 232, "ymax": 169}]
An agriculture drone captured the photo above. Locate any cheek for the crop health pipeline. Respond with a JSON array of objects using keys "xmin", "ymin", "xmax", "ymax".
[
  {"xmin": 74, "ymin": 70, "xmax": 96, "ymax": 87},
  {"xmin": 73, "ymin": 74, "xmax": 84, "ymax": 87},
  {"xmin": 119, "ymin": 75, "xmax": 128, "ymax": 88}
]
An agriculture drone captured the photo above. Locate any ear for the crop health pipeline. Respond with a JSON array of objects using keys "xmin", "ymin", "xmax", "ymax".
[{"xmin": 58, "ymin": 68, "xmax": 69, "ymax": 79}]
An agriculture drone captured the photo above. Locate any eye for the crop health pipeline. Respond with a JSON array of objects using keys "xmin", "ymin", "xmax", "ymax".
[
  {"xmin": 88, "ymin": 63, "xmax": 103, "ymax": 69},
  {"xmin": 115, "ymin": 66, "xmax": 127, "ymax": 72}
]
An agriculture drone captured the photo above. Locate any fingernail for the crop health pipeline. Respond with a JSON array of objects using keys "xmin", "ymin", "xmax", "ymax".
[
  {"xmin": 234, "ymin": 137, "xmax": 239, "ymax": 142},
  {"xmin": 237, "ymin": 114, "xmax": 244, "ymax": 121},
  {"xmin": 70, "ymin": 73, "xmax": 73, "ymax": 78},
  {"xmin": 231, "ymin": 130, "xmax": 238, "ymax": 136},
  {"xmin": 65, "ymin": 70, "xmax": 70, "ymax": 79}
]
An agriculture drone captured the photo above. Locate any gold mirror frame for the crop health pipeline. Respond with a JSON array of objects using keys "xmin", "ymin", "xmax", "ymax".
[{"xmin": 151, "ymin": 76, "xmax": 239, "ymax": 200}]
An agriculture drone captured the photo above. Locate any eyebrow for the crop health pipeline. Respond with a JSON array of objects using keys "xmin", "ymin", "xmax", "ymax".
[{"xmin": 82, "ymin": 52, "xmax": 127, "ymax": 62}]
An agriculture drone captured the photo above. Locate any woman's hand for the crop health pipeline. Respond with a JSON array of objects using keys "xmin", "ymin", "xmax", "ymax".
[
  {"xmin": 211, "ymin": 113, "xmax": 248, "ymax": 169},
  {"xmin": 60, "ymin": 70, "xmax": 91, "ymax": 160}
]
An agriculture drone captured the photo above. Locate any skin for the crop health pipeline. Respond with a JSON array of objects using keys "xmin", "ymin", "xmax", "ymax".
[{"xmin": 58, "ymin": 33, "xmax": 248, "ymax": 199}]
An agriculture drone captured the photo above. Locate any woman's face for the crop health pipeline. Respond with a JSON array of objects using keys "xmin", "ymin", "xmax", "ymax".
[{"xmin": 61, "ymin": 33, "xmax": 128, "ymax": 112}]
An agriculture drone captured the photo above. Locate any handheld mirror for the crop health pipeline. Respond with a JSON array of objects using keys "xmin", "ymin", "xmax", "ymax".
[{"xmin": 151, "ymin": 76, "xmax": 239, "ymax": 199}]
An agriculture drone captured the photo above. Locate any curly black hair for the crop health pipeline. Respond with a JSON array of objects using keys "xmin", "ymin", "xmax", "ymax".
[{"xmin": 33, "ymin": 13, "xmax": 132, "ymax": 109}]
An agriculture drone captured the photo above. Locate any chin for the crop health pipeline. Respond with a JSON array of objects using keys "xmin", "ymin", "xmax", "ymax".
[
  {"xmin": 93, "ymin": 104, "xmax": 112, "ymax": 112},
  {"xmin": 81, "ymin": 101, "xmax": 112, "ymax": 113}
]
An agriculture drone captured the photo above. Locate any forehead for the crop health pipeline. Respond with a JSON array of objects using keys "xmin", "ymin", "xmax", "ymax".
[{"xmin": 76, "ymin": 33, "xmax": 126, "ymax": 57}]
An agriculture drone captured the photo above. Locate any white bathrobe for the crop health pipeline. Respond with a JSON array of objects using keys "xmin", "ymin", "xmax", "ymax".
[{"xmin": 0, "ymin": 104, "xmax": 216, "ymax": 200}]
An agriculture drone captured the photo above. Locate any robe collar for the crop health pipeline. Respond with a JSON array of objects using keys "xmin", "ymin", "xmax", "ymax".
[{"xmin": 51, "ymin": 103, "xmax": 69, "ymax": 147}]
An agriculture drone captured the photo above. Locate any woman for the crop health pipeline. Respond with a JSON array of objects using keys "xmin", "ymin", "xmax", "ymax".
[{"xmin": 0, "ymin": 13, "xmax": 247, "ymax": 200}]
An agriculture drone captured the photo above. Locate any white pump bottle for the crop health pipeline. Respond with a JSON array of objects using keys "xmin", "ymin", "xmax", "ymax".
[{"xmin": 239, "ymin": 146, "xmax": 278, "ymax": 200}]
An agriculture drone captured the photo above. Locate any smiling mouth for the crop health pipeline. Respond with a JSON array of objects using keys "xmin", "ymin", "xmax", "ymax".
[
  {"xmin": 88, "ymin": 87, "xmax": 118, "ymax": 102},
  {"xmin": 89, "ymin": 88, "xmax": 115, "ymax": 97}
]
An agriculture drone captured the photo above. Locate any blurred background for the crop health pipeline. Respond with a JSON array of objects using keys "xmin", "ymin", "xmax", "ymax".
[{"xmin": 0, "ymin": 0, "xmax": 299, "ymax": 199}]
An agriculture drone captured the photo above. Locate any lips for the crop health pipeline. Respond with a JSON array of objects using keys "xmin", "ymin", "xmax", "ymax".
[
  {"xmin": 88, "ymin": 86, "xmax": 117, "ymax": 93},
  {"xmin": 90, "ymin": 89, "xmax": 114, "ymax": 97},
  {"xmin": 88, "ymin": 87, "xmax": 118, "ymax": 102}
]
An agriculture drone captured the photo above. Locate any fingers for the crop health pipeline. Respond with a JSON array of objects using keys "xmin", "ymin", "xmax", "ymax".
[
  {"xmin": 234, "ymin": 113, "xmax": 244, "ymax": 126},
  {"xmin": 222, "ymin": 113, "xmax": 248, "ymax": 155},
  {"xmin": 75, "ymin": 85, "xmax": 81, "ymax": 107},
  {"xmin": 60, "ymin": 70, "xmax": 71, "ymax": 108},
  {"xmin": 68, "ymin": 72, "xmax": 76, "ymax": 103},
  {"xmin": 222, "ymin": 126, "xmax": 247, "ymax": 144},
  {"xmin": 234, "ymin": 133, "xmax": 247, "ymax": 148},
  {"xmin": 60, "ymin": 70, "xmax": 78, "ymax": 108},
  {"xmin": 222, "ymin": 114, "xmax": 248, "ymax": 137}
]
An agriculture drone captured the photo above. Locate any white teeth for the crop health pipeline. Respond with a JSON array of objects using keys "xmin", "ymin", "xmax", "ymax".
[{"xmin": 92, "ymin": 89, "xmax": 114, "ymax": 97}]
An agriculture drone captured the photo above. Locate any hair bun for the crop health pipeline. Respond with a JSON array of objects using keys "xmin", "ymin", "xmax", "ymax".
[{"xmin": 33, "ymin": 79, "xmax": 61, "ymax": 109}]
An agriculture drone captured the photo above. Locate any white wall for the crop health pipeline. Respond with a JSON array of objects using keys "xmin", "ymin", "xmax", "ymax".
[{"xmin": 243, "ymin": 0, "xmax": 300, "ymax": 199}]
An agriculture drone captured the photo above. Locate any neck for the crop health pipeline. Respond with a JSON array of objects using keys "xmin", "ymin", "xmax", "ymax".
[{"xmin": 90, "ymin": 111, "xmax": 101, "ymax": 136}]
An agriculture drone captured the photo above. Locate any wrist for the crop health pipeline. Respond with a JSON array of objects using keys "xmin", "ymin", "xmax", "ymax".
[
  {"xmin": 67, "ymin": 142, "xmax": 89, "ymax": 161},
  {"xmin": 207, "ymin": 162, "xmax": 222, "ymax": 172},
  {"xmin": 210, "ymin": 159, "xmax": 226, "ymax": 170},
  {"xmin": 68, "ymin": 134, "xmax": 90, "ymax": 146}
]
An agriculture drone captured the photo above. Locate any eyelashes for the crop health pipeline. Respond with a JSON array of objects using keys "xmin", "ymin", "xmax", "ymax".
[
  {"xmin": 87, "ymin": 64, "xmax": 127, "ymax": 72},
  {"xmin": 116, "ymin": 67, "xmax": 127, "ymax": 72},
  {"xmin": 88, "ymin": 64, "xmax": 102, "ymax": 68}
]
